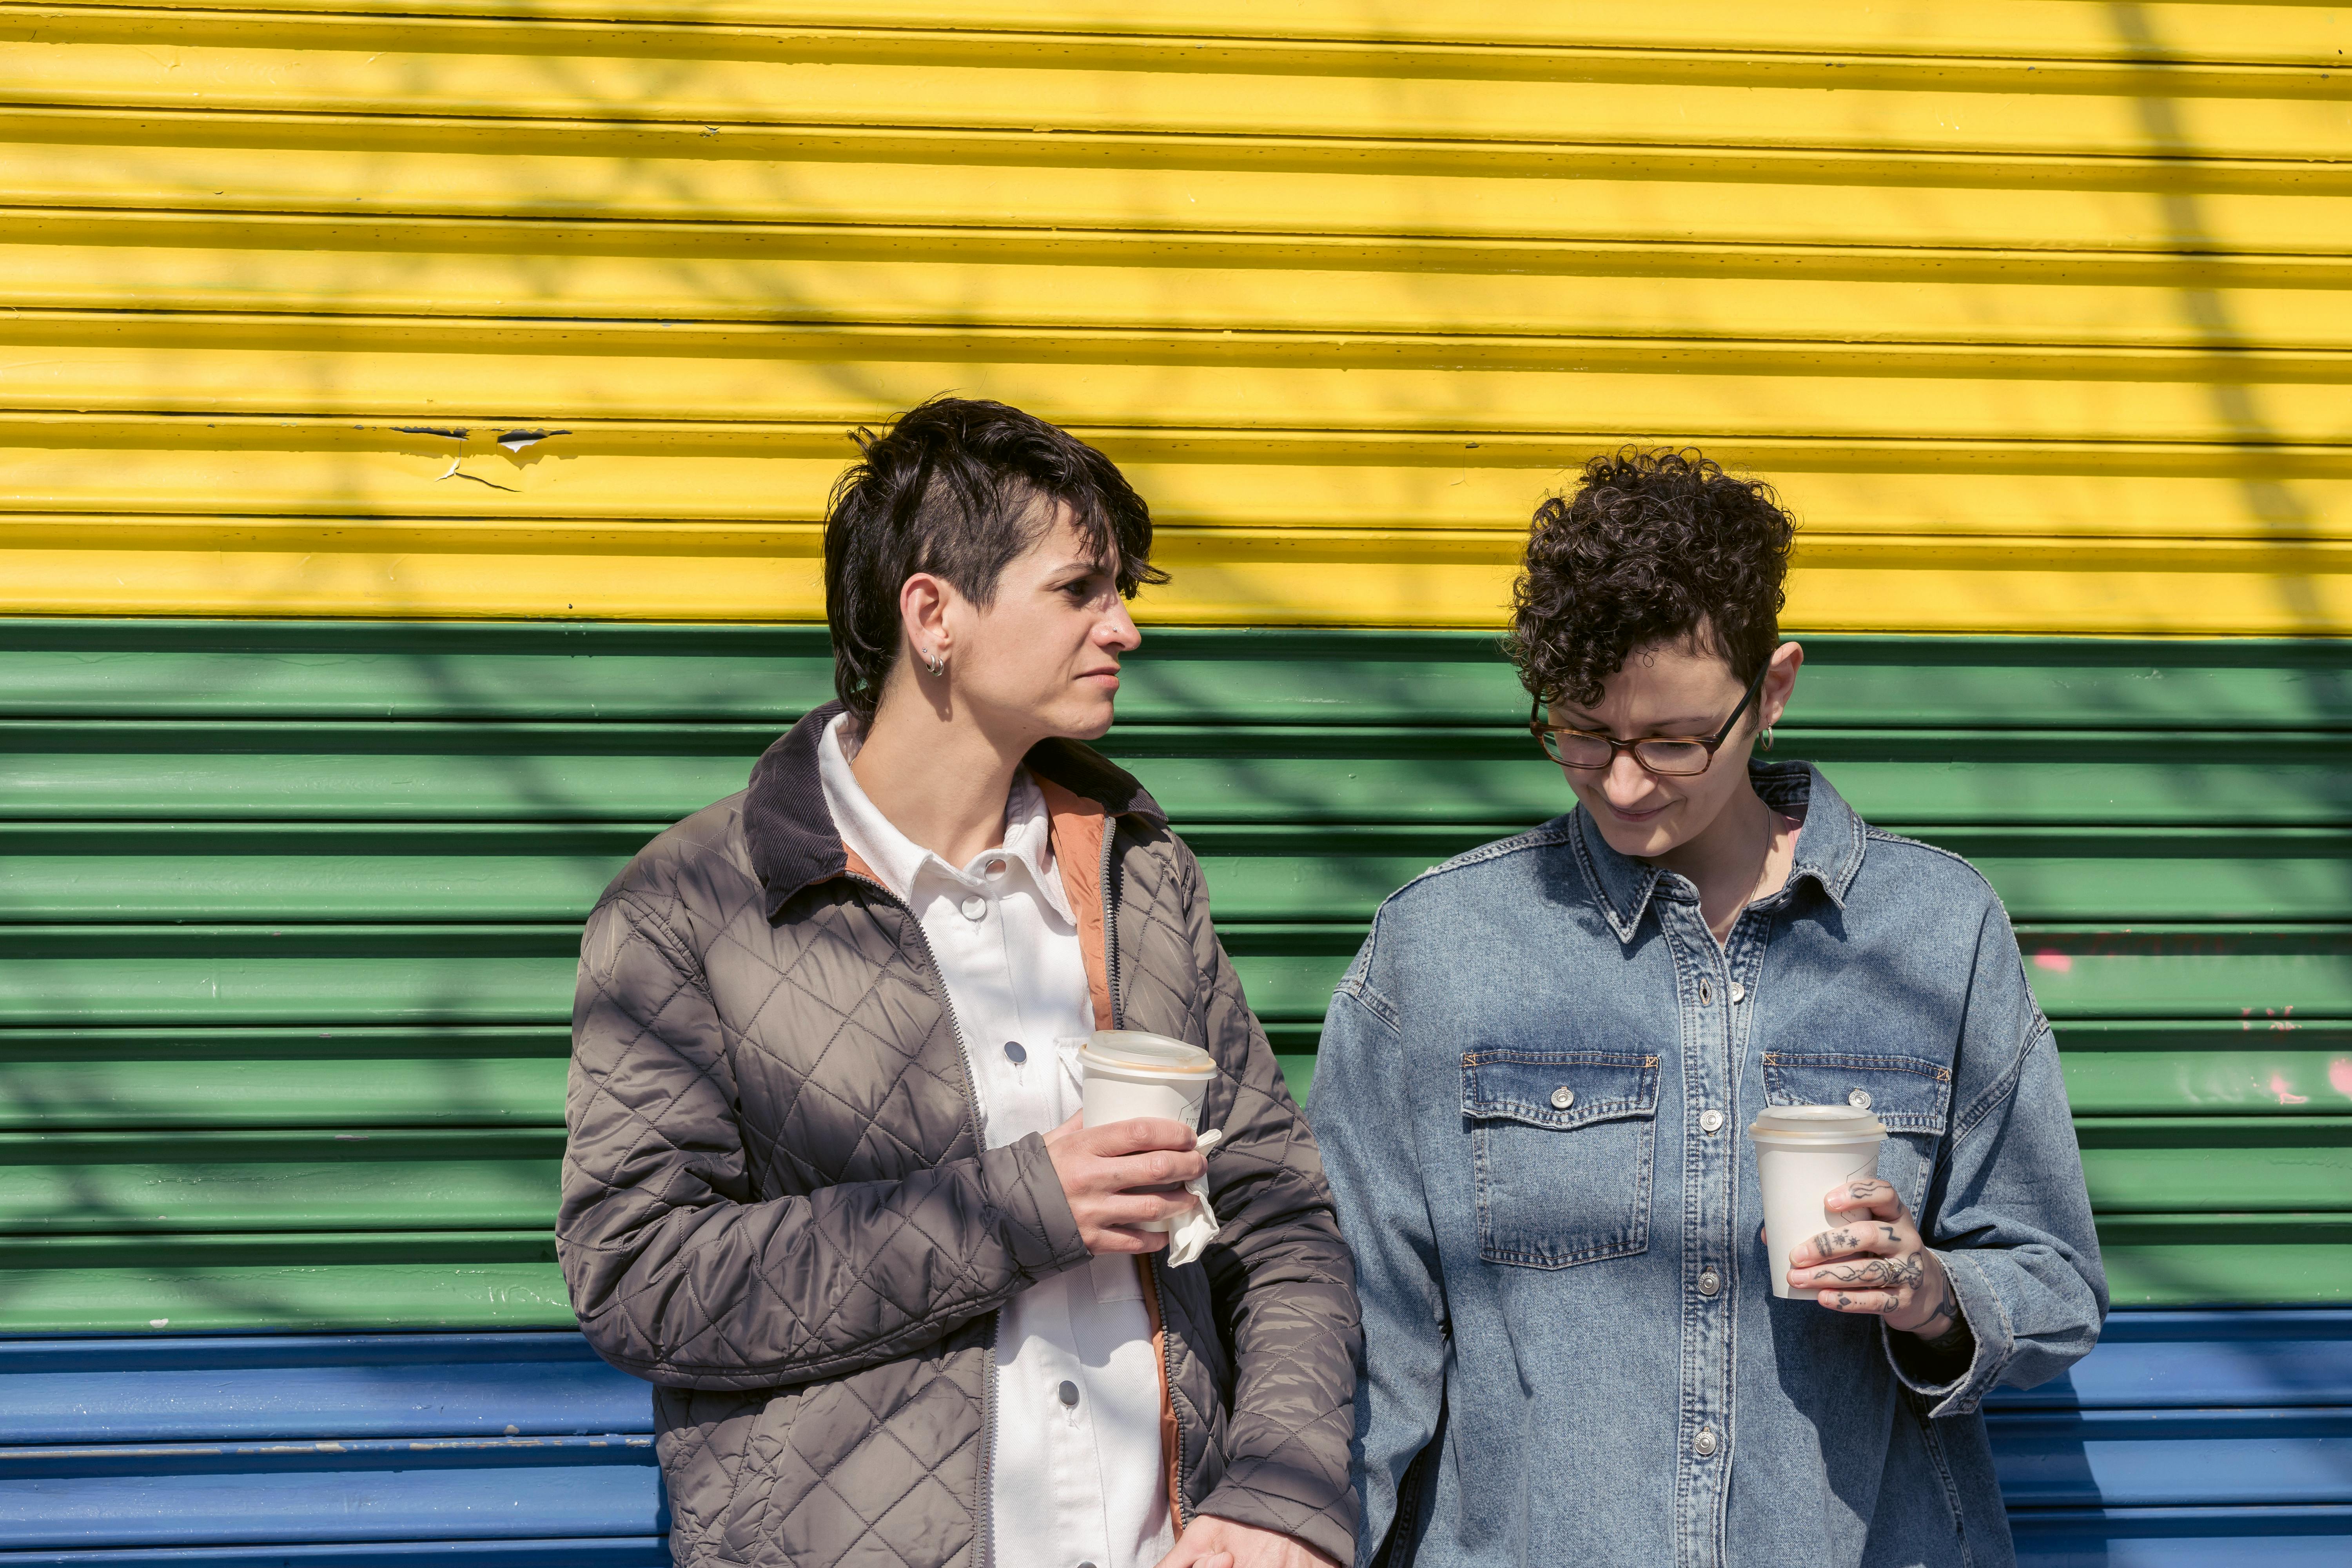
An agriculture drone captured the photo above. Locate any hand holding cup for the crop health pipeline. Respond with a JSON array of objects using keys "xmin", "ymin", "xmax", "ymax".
[
  {"xmin": 1044, "ymin": 1114, "xmax": 1203, "ymax": 1255},
  {"xmin": 1786, "ymin": 1177, "xmax": 1963, "ymax": 1340}
]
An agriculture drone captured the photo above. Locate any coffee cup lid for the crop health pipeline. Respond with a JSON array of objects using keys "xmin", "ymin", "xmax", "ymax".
[
  {"xmin": 1748, "ymin": 1103, "xmax": 1887, "ymax": 1142},
  {"xmin": 1080, "ymin": 1030, "xmax": 1216, "ymax": 1077}
]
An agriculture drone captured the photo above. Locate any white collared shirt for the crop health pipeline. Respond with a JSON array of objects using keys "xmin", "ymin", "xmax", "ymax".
[{"xmin": 818, "ymin": 714, "xmax": 1174, "ymax": 1568}]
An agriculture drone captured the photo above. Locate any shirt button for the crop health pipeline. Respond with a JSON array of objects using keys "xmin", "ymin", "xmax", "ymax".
[
  {"xmin": 1550, "ymin": 1086, "xmax": 1575, "ymax": 1110},
  {"xmin": 1003, "ymin": 1041, "xmax": 1027, "ymax": 1065},
  {"xmin": 1698, "ymin": 978, "xmax": 1713, "ymax": 1005},
  {"xmin": 1698, "ymin": 1268, "xmax": 1721, "ymax": 1297},
  {"xmin": 1699, "ymin": 1109, "xmax": 1724, "ymax": 1134},
  {"xmin": 1057, "ymin": 1380, "xmax": 1080, "ymax": 1408},
  {"xmin": 1848, "ymin": 1089, "xmax": 1873, "ymax": 1109},
  {"xmin": 1695, "ymin": 1426, "xmax": 1720, "ymax": 1457},
  {"xmin": 959, "ymin": 895, "xmax": 986, "ymax": 920},
  {"xmin": 1730, "ymin": 982, "xmax": 1746, "ymax": 1004}
]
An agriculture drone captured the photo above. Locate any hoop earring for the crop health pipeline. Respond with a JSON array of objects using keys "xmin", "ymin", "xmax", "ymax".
[
  {"xmin": 922, "ymin": 648, "xmax": 945, "ymax": 677},
  {"xmin": 1762, "ymin": 724, "xmax": 1774, "ymax": 752}
]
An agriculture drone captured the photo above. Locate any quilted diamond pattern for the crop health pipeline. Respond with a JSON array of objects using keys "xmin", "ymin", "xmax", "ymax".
[{"xmin": 558, "ymin": 722, "xmax": 1360, "ymax": 1568}]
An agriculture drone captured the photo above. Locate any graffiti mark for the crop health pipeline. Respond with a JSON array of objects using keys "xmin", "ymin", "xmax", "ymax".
[{"xmin": 2269, "ymin": 1071, "xmax": 2310, "ymax": 1106}]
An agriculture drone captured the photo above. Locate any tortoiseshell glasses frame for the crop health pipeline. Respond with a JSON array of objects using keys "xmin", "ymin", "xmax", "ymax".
[{"xmin": 1527, "ymin": 659, "xmax": 1773, "ymax": 777}]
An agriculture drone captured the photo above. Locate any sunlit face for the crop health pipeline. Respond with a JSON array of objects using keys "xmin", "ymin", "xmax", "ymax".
[
  {"xmin": 938, "ymin": 507, "xmax": 1140, "ymax": 742},
  {"xmin": 1546, "ymin": 636, "xmax": 1789, "ymax": 860}
]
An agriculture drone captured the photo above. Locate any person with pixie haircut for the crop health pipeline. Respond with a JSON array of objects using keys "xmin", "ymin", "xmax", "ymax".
[
  {"xmin": 559, "ymin": 396, "xmax": 1360, "ymax": 1568},
  {"xmin": 1308, "ymin": 449, "xmax": 2104, "ymax": 1568}
]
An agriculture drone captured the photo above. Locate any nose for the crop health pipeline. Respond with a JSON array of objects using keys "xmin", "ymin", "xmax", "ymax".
[
  {"xmin": 1099, "ymin": 597, "xmax": 1142, "ymax": 652},
  {"xmin": 1601, "ymin": 748, "xmax": 1654, "ymax": 805}
]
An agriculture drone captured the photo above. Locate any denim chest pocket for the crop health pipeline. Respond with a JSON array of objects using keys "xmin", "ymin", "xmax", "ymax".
[
  {"xmin": 1462, "ymin": 1049, "xmax": 1660, "ymax": 1269},
  {"xmin": 1762, "ymin": 1051, "xmax": 1952, "ymax": 1214}
]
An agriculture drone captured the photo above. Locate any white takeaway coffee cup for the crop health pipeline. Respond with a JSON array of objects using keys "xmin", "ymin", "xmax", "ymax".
[
  {"xmin": 1749, "ymin": 1103, "xmax": 1888, "ymax": 1301},
  {"xmin": 1079, "ymin": 1031, "xmax": 1218, "ymax": 1233}
]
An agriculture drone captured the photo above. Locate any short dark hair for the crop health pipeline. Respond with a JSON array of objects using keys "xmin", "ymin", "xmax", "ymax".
[
  {"xmin": 1506, "ymin": 447, "xmax": 1793, "ymax": 709},
  {"xmin": 823, "ymin": 396, "xmax": 1167, "ymax": 722}
]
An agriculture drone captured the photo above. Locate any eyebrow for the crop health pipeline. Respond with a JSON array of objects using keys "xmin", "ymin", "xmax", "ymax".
[{"xmin": 1557, "ymin": 710, "xmax": 1719, "ymax": 735}]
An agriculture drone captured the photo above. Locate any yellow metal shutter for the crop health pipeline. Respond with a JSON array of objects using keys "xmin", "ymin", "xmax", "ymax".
[{"xmin": 0, "ymin": 0, "xmax": 2344, "ymax": 631}]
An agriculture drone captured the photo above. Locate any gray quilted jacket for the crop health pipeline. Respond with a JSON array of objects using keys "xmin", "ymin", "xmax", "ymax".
[{"xmin": 559, "ymin": 703, "xmax": 1362, "ymax": 1568}]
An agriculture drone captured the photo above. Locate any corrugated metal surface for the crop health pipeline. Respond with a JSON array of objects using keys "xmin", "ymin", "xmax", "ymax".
[
  {"xmin": 2, "ymin": 617, "xmax": 2346, "ymax": 1326},
  {"xmin": 1, "ymin": 1, "xmax": 2347, "ymax": 630},
  {"xmin": 4, "ymin": 4, "xmax": 2349, "ymax": 1557},
  {"xmin": 2, "ymin": 1311, "xmax": 2343, "ymax": 1564}
]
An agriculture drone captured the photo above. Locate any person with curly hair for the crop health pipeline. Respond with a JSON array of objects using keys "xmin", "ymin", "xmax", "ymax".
[{"xmin": 1307, "ymin": 448, "xmax": 2105, "ymax": 1568}]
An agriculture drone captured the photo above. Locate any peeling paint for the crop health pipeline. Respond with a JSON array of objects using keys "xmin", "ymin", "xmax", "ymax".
[{"xmin": 433, "ymin": 460, "xmax": 519, "ymax": 492}]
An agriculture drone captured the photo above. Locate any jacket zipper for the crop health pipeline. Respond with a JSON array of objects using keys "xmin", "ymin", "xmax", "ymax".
[
  {"xmin": 1142, "ymin": 1254, "xmax": 1185, "ymax": 1534},
  {"xmin": 1098, "ymin": 825, "xmax": 1190, "ymax": 1535},
  {"xmin": 1098, "ymin": 823, "xmax": 1122, "ymax": 1026},
  {"xmin": 845, "ymin": 871, "xmax": 997, "ymax": 1568}
]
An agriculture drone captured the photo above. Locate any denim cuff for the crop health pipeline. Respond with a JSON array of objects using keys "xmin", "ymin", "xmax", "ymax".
[{"xmin": 1879, "ymin": 1249, "xmax": 2013, "ymax": 1418}]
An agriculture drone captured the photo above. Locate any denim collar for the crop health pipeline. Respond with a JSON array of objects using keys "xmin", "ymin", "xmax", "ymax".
[{"xmin": 1569, "ymin": 760, "xmax": 1868, "ymax": 945}]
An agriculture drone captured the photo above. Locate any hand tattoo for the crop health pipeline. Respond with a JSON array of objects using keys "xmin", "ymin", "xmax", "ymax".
[
  {"xmin": 1908, "ymin": 1276, "xmax": 1972, "ymax": 1352},
  {"xmin": 1813, "ymin": 1253, "xmax": 1924, "ymax": 1290},
  {"xmin": 1813, "ymin": 1227, "xmax": 1861, "ymax": 1257}
]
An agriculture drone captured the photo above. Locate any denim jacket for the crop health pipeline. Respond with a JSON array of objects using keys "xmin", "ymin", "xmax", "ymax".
[{"xmin": 1308, "ymin": 761, "xmax": 2106, "ymax": 1568}]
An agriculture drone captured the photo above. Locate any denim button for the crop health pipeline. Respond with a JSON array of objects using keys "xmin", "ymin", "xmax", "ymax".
[
  {"xmin": 1848, "ymin": 1089, "xmax": 1873, "ymax": 1109},
  {"xmin": 1550, "ymin": 1086, "xmax": 1575, "ymax": 1110},
  {"xmin": 1058, "ymin": 1380, "xmax": 1080, "ymax": 1407},
  {"xmin": 1698, "ymin": 1268, "xmax": 1721, "ymax": 1297},
  {"xmin": 1730, "ymin": 982, "xmax": 1746, "ymax": 1004},
  {"xmin": 1699, "ymin": 978, "xmax": 1713, "ymax": 1005},
  {"xmin": 960, "ymin": 895, "xmax": 986, "ymax": 920},
  {"xmin": 1004, "ymin": 1041, "xmax": 1026, "ymax": 1065},
  {"xmin": 1699, "ymin": 1109, "xmax": 1724, "ymax": 1134},
  {"xmin": 1694, "ymin": 1426, "xmax": 1719, "ymax": 1457}
]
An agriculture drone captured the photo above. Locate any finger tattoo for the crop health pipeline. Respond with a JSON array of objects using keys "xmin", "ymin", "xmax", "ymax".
[{"xmin": 1817, "ymin": 1254, "xmax": 1925, "ymax": 1289}]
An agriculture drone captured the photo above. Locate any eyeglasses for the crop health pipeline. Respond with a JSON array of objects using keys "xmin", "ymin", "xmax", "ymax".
[{"xmin": 1528, "ymin": 661, "xmax": 1772, "ymax": 777}]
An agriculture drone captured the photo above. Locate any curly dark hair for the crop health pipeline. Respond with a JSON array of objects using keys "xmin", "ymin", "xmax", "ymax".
[
  {"xmin": 824, "ymin": 396, "xmax": 1167, "ymax": 723},
  {"xmin": 1506, "ymin": 447, "xmax": 1793, "ymax": 709}
]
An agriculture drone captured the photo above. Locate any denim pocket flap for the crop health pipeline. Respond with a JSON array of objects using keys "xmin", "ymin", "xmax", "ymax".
[
  {"xmin": 1761, "ymin": 1051, "xmax": 1951, "ymax": 1134},
  {"xmin": 1461, "ymin": 1049, "xmax": 1661, "ymax": 1131}
]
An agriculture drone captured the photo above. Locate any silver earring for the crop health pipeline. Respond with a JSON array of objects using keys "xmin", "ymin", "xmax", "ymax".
[
  {"xmin": 923, "ymin": 648, "xmax": 945, "ymax": 677},
  {"xmin": 1762, "ymin": 724, "xmax": 1774, "ymax": 751}
]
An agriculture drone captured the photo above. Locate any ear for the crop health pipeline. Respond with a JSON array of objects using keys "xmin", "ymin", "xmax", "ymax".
[
  {"xmin": 898, "ymin": 571, "xmax": 953, "ymax": 668},
  {"xmin": 1760, "ymin": 641, "xmax": 1805, "ymax": 729}
]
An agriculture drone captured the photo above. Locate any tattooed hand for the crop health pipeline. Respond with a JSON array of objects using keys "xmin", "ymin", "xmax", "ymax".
[{"xmin": 1786, "ymin": 1178, "xmax": 1967, "ymax": 1343}]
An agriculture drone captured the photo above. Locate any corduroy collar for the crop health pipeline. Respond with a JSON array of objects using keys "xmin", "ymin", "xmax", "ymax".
[{"xmin": 742, "ymin": 700, "xmax": 1167, "ymax": 920}]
